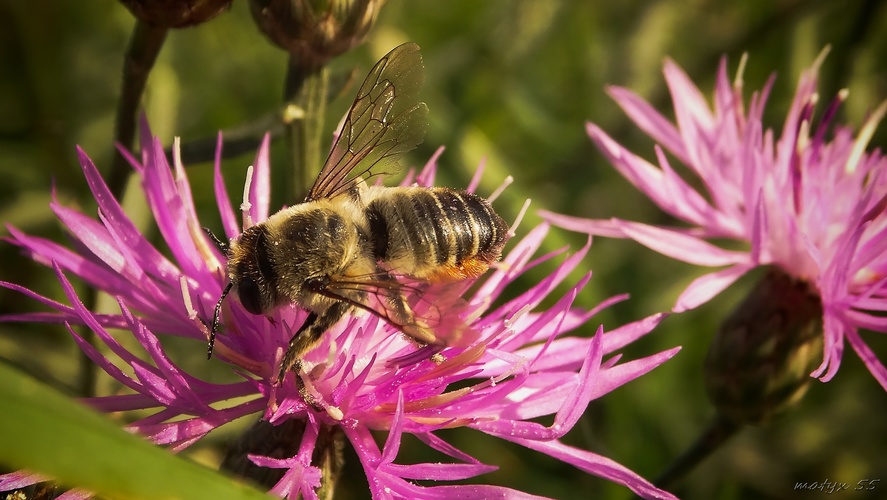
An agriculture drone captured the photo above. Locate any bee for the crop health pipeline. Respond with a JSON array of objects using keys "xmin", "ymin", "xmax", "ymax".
[{"xmin": 207, "ymin": 42, "xmax": 509, "ymax": 386}]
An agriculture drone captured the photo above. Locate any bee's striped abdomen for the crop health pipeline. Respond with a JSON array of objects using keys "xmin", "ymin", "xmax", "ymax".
[{"xmin": 364, "ymin": 187, "xmax": 508, "ymax": 282}]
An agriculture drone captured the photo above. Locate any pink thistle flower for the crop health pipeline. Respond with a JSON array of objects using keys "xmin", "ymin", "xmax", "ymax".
[
  {"xmin": 1, "ymin": 121, "xmax": 679, "ymax": 499},
  {"xmin": 542, "ymin": 51, "xmax": 887, "ymax": 391}
]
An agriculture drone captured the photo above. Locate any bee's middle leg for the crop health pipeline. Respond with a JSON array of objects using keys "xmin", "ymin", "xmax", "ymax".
[{"xmin": 276, "ymin": 302, "xmax": 350, "ymax": 387}]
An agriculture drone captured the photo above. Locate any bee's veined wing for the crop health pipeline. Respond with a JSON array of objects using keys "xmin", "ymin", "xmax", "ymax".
[
  {"xmin": 314, "ymin": 273, "xmax": 481, "ymax": 349},
  {"xmin": 305, "ymin": 42, "xmax": 428, "ymax": 202}
]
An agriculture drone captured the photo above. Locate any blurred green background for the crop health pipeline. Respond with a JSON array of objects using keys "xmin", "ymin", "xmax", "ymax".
[{"xmin": 2, "ymin": 0, "xmax": 886, "ymax": 498}]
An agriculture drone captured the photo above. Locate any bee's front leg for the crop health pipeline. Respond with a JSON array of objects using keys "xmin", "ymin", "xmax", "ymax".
[{"xmin": 276, "ymin": 301, "xmax": 350, "ymax": 387}]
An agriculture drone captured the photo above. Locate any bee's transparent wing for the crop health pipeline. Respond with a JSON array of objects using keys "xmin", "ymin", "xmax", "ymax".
[
  {"xmin": 315, "ymin": 273, "xmax": 480, "ymax": 349},
  {"xmin": 306, "ymin": 42, "xmax": 428, "ymax": 202}
]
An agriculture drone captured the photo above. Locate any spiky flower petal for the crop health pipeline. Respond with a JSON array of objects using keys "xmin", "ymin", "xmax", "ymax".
[
  {"xmin": 543, "ymin": 51, "xmax": 887, "ymax": 391},
  {"xmin": 2, "ymin": 121, "xmax": 678, "ymax": 499}
]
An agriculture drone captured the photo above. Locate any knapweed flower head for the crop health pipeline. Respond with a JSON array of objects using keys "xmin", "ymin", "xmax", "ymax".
[
  {"xmin": 543, "ymin": 50, "xmax": 887, "ymax": 392},
  {"xmin": 1, "ymin": 120, "xmax": 679, "ymax": 499}
]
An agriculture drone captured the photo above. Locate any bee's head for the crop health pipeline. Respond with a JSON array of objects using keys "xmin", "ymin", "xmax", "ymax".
[
  {"xmin": 227, "ymin": 224, "xmax": 278, "ymax": 316},
  {"xmin": 207, "ymin": 223, "xmax": 276, "ymax": 360}
]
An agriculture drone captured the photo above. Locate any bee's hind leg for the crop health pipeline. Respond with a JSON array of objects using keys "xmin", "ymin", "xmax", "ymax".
[{"xmin": 374, "ymin": 272, "xmax": 437, "ymax": 346}]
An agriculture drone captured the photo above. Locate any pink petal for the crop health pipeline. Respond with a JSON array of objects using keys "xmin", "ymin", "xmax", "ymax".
[
  {"xmin": 54, "ymin": 486, "xmax": 97, "ymax": 499},
  {"xmin": 811, "ymin": 306, "xmax": 845, "ymax": 382},
  {"xmin": 653, "ymin": 145, "xmax": 737, "ymax": 234},
  {"xmin": 663, "ymin": 58, "xmax": 716, "ymax": 172},
  {"xmin": 472, "ymin": 223, "xmax": 552, "ymax": 302},
  {"xmin": 380, "ymin": 391, "xmax": 405, "ymax": 464},
  {"xmin": 212, "ymin": 131, "xmax": 240, "ymax": 239},
  {"xmin": 76, "ymin": 147, "xmax": 181, "ymax": 281},
  {"xmin": 117, "ymin": 300, "xmax": 209, "ymax": 412},
  {"xmin": 68, "ymin": 326, "xmax": 143, "ymax": 396},
  {"xmin": 465, "ymin": 152, "xmax": 485, "ymax": 193},
  {"xmin": 845, "ymin": 327, "xmax": 887, "ymax": 391},
  {"xmin": 613, "ymin": 219, "xmax": 750, "ymax": 266},
  {"xmin": 383, "ymin": 463, "xmax": 497, "ymax": 481},
  {"xmin": 0, "ymin": 280, "xmax": 78, "ymax": 318},
  {"xmin": 494, "ymin": 273, "xmax": 589, "ymax": 354},
  {"xmin": 385, "ymin": 481, "xmax": 547, "ymax": 500},
  {"xmin": 506, "ymin": 437, "xmax": 678, "ymax": 500},
  {"xmin": 415, "ymin": 147, "xmax": 444, "ymax": 187},
  {"xmin": 607, "ymin": 85, "xmax": 687, "ymax": 162},
  {"xmin": 7, "ymin": 226, "xmax": 133, "ymax": 298},
  {"xmin": 591, "ymin": 347, "xmax": 682, "ymax": 399},
  {"xmin": 84, "ymin": 393, "xmax": 170, "ymax": 413},
  {"xmin": 673, "ymin": 263, "xmax": 754, "ymax": 312},
  {"xmin": 602, "ymin": 313, "xmax": 668, "ymax": 352},
  {"xmin": 414, "ymin": 432, "xmax": 484, "ymax": 465},
  {"xmin": 55, "ymin": 489, "xmax": 92, "ymax": 500},
  {"xmin": 0, "ymin": 470, "xmax": 48, "ymax": 489},
  {"xmin": 749, "ymin": 188, "xmax": 766, "ymax": 264},
  {"xmin": 537, "ymin": 210, "xmax": 626, "ymax": 238},
  {"xmin": 847, "ymin": 308, "xmax": 887, "ymax": 327},
  {"xmin": 51, "ymin": 203, "xmax": 131, "ymax": 278},
  {"xmin": 473, "ymin": 329, "xmax": 603, "ymax": 440}
]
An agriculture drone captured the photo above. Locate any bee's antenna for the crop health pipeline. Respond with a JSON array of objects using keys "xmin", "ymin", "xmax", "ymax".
[
  {"xmin": 208, "ymin": 281, "xmax": 233, "ymax": 359},
  {"xmin": 204, "ymin": 227, "xmax": 229, "ymax": 254}
]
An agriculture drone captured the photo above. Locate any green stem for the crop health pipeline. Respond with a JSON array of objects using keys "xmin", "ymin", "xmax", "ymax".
[
  {"xmin": 168, "ymin": 110, "xmax": 284, "ymax": 164},
  {"xmin": 653, "ymin": 413, "xmax": 741, "ymax": 491},
  {"xmin": 79, "ymin": 20, "xmax": 167, "ymax": 399},
  {"xmin": 110, "ymin": 20, "xmax": 168, "ymax": 198},
  {"xmin": 283, "ymin": 55, "xmax": 330, "ymax": 201}
]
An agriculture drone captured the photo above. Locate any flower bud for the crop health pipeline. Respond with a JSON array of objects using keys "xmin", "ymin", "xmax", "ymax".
[
  {"xmin": 249, "ymin": 0, "xmax": 385, "ymax": 69},
  {"xmin": 222, "ymin": 418, "xmax": 344, "ymax": 498},
  {"xmin": 704, "ymin": 267, "xmax": 823, "ymax": 425},
  {"xmin": 118, "ymin": 0, "xmax": 232, "ymax": 28}
]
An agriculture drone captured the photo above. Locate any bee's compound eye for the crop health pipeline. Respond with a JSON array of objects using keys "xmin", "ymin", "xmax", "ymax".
[{"xmin": 236, "ymin": 277, "xmax": 264, "ymax": 315}]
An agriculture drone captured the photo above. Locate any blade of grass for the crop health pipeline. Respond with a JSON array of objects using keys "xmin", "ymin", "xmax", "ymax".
[{"xmin": 0, "ymin": 362, "xmax": 273, "ymax": 499}]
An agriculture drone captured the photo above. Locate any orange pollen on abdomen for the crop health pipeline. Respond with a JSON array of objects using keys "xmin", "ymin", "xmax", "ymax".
[{"xmin": 424, "ymin": 257, "xmax": 492, "ymax": 283}]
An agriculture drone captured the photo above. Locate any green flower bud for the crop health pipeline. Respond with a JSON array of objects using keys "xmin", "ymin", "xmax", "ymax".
[
  {"xmin": 249, "ymin": 0, "xmax": 385, "ymax": 69},
  {"xmin": 705, "ymin": 267, "xmax": 823, "ymax": 425},
  {"xmin": 118, "ymin": 0, "xmax": 232, "ymax": 28}
]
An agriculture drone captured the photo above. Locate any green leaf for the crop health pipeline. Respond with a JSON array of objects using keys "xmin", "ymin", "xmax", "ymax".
[{"xmin": 0, "ymin": 362, "xmax": 273, "ymax": 499}]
